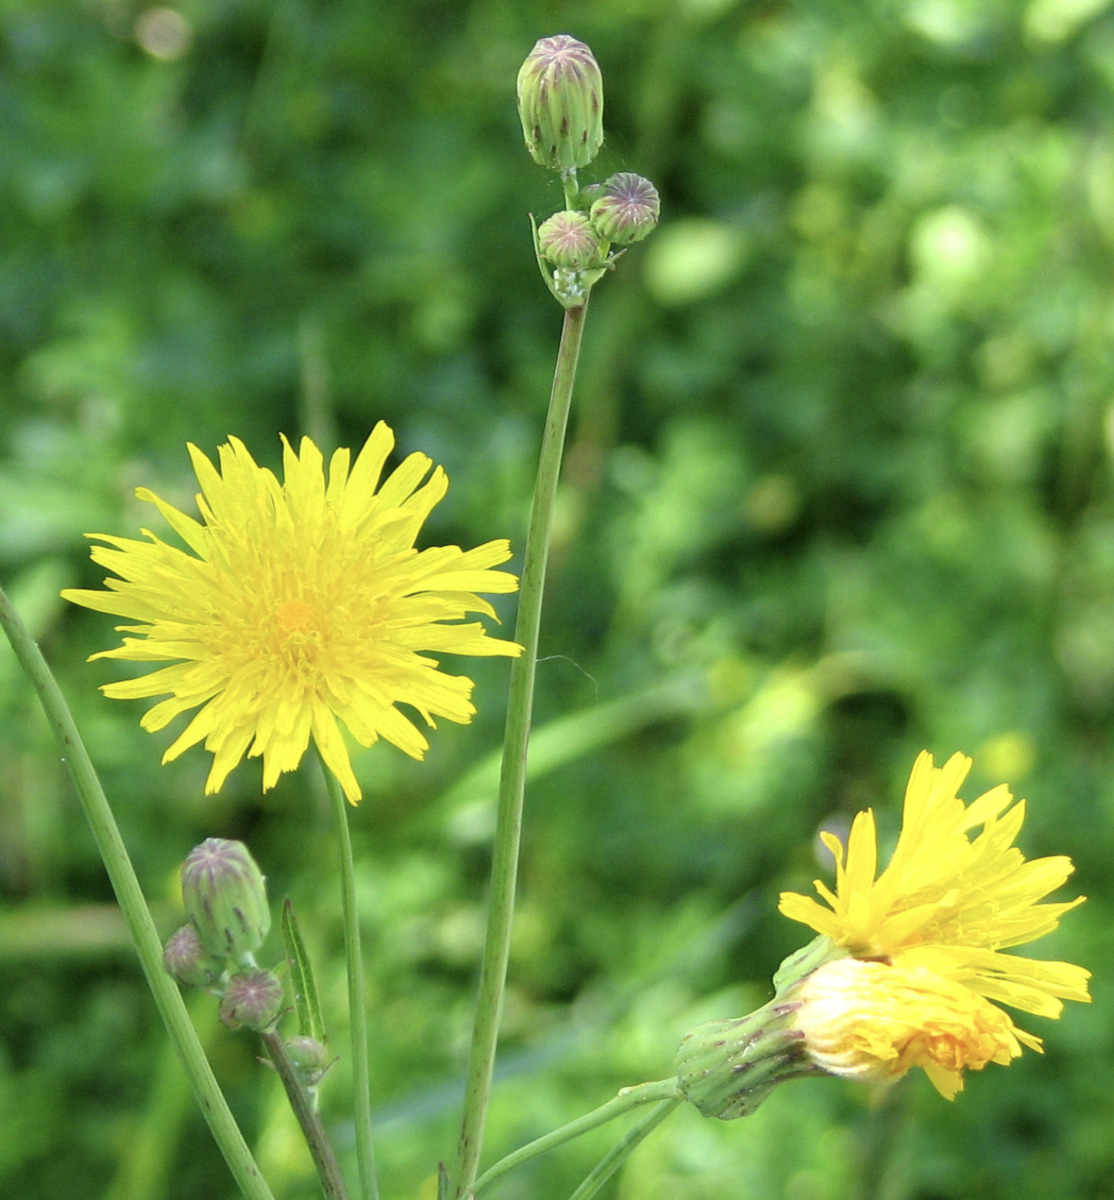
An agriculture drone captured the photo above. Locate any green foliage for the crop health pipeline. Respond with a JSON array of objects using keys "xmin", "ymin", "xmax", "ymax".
[
  {"xmin": 282, "ymin": 900, "xmax": 326, "ymax": 1048},
  {"xmin": 2, "ymin": 0, "xmax": 1113, "ymax": 1198}
]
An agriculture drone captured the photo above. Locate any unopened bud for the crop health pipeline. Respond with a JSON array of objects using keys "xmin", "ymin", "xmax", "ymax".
[
  {"xmin": 162, "ymin": 923, "xmax": 223, "ymax": 989},
  {"xmin": 590, "ymin": 173, "xmax": 660, "ymax": 245},
  {"xmin": 537, "ymin": 210, "xmax": 602, "ymax": 270},
  {"xmin": 517, "ymin": 35, "xmax": 604, "ymax": 172},
  {"xmin": 181, "ymin": 838, "xmax": 271, "ymax": 963},
  {"xmin": 220, "ymin": 968, "xmax": 285, "ymax": 1031},
  {"xmin": 286, "ymin": 1035, "xmax": 332, "ymax": 1087}
]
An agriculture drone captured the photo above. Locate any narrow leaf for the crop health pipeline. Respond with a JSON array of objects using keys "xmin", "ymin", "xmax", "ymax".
[{"xmin": 282, "ymin": 898, "xmax": 326, "ymax": 1044}]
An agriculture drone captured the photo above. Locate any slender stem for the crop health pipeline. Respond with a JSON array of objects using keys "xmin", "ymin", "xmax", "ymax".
[
  {"xmin": 561, "ymin": 167, "xmax": 579, "ymax": 210},
  {"xmin": 261, "ymin": 1029, "xmax": 349, "ymax": 1200},
  {"xmin": 453, "ymin": 302, "xmax": 590, "ymax": 1197},
  {"xmin": 0, "ymin": 585, "xmax": 275, "ymax": 1200},
  {"xmin": 472, "ymin": 1079, "xmax": 678, "ymax": 1196},
  {"xmin": 320, "ymin": 757, "xmax": 380, "ymax": 1200},
  {"xmin": 567, "ymin": 1099, "xmax": 681, "ymax": 1200}
]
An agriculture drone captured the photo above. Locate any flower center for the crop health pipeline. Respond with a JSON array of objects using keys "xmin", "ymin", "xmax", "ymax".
[
  {"xmin": 274, "ymin": 599, "xmax": 319, "ymax": 636},
  {"xmin": 270, "ymin": 598, "xmax": 328, "ymax": 669}
]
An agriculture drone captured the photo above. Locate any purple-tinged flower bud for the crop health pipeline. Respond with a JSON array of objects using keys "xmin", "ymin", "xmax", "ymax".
[
  {"xmin": 537, "ymin": 210, "xmax": 602, "ymax": 270},
  {"xmin": 181, "ymin": 838, "xmax": 271, "ymax": 963},
  {"xmin": 162, "ymin": 923, "xmax": 223, "ymax": 988},
  {"xmin": 517, "ymin": 35, "xmax": 604, "ymax": 172},
  {"xmin": 220, "ymin": 968, "xmax": 285, "ymax": 1031},
  {"xmin": 589, "ymin": 173, "xmax": 660, "ymax": 245}
]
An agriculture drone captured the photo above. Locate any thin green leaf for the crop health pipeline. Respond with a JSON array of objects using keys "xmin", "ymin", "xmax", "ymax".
[{"xmin": 282, "ymin": 898, "xmax": 326, "ymax": 1044}]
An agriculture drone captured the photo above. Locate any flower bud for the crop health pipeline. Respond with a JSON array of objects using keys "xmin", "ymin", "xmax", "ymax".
[
  {"xmin": 517, "ymin": 35, "xmax": 603, "ymax": 172},
  {"xmin": 220, "ymin": 968, "xmax": 285, "ymax": 1031},
  {"xmin": 537, "ymin": 210, "xmax": 602, "ymax": 270},
  {"xmin": 286, "ymin": 1035, "xmax": 332, "ymax": 1087},
  {"xmin": 287, "ymin": 1035, "xmax": 329, "ymax": 1073},
  {"xmin": 162, "ymin": 923, "xmax": 223, "ymax": 989},
  {"xmin": 181, "ymin": 838, "xmax": 271, "ymax": 963},
  {"xmin": 589, "ymin": 173, "xmax": 660, "ymax": 245}
]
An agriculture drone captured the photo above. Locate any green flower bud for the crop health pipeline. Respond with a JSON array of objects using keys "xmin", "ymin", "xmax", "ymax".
[
  {"xmin": 220, "ymin": 968, "xmax": 285, "ymax": 1031},
  {"xmin": 589, "ymin": 173, "xmax": 661, "ymax": 245},
  {"xmin": 517, "ymin": 35, "xmax": 604, "ymax": 172},
  {"xmin": 287, "ymin": 1035, "xmax": 329, "ymax": 1072},
  {"xmin": 162, "ymin": 923, "xmax": 223, "ymax": 989},
  {"xmin": 537, "ymin": 210, "xmax": 602, "ymax": 270},
  {"xmin": 286, "ymin": 1035, "xmax": 332, "ymax": 1087},
  {"xmin": 181, "ymin": 838, "xmax": 271, "ymax": 963}
]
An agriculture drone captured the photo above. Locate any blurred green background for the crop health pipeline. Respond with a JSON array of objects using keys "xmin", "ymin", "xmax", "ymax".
[{"xmin": 2, "ymin": 0, "xmax": 1112, "ymax": 1197}]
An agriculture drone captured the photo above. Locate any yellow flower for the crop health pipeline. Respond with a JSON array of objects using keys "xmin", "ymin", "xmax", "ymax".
[
  {"xmin": 794, "ymin": 958, "xmax": 1031, "ymax": 1100},
  {"xmin": 62, "ymin": 424, "xmax": 522, "ymax": 803},
  {"xmin": 779, "ymin": 750, "xmax": 1090, "ymax": 1096}
]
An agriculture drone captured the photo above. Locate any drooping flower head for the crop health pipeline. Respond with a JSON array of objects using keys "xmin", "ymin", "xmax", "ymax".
[
  {"xmin": 62, "ymin": 424, "xmax": 522, "ymax": 803},
  {"xmin": 779, "ymin": 751, "xmax": 1091, "ymax": 1097}
]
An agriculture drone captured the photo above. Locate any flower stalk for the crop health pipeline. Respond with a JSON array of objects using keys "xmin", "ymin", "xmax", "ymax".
[
  {"xmin": 261, "ymin": 1028, "xmax": 349, "ymax": 1200},
  {"xmin": 452, "ymin": 301, "xmax": 589, "ymax": 1197},
  {"xmin": 320, "ymin": 753, "xmax": 380, "ymax": 1200},
  {"xmin": 472, "ymin": 1078, "xmax": 679, "ymax": 1195},
  {"xmin": 567, "ymin": 1098, "xmax": 682, "ymax": 1200},
  {"xmin": 0, "ymin": 584, "xmax": 275, "ymax": 1200}
]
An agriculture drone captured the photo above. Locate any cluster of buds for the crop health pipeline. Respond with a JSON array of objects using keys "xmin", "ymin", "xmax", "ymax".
[
  {"xmin": 516, "ymin": 35, "xmax": 660, "ymax": 307},
  {"xmin": 162, "ymin": 838, "xmax": 283, "ymax": 1032}
]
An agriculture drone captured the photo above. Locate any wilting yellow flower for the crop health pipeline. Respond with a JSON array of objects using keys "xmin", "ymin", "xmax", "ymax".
[
  {"xmin": 62, "ymin": 424, "xmax": 522, "ymax": 803},
  {"xmin": 794, "ymin": 958, "xmax": 1032, "ymax": 1100},
  {"xmin": 779, "ymin": 750, "xmax": 1090, "ymax": 1096}
]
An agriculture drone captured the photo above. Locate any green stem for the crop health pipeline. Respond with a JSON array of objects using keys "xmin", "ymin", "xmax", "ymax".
[
  {"xmin": 567, "ymin": 1099, "xmax": 681, "ymax": 1200},
  {"xmin": 561, "ymin": 167, "xmax": 580, "ymax": 210},
  {"xmin": 472, "ymin": 1079, "xmax": 678, "ymax": 1196},
  {"xmin": 261, "ymin": 1028, "xmax": 349, "ymax": 1200},
  {"xmin": 0, "ymin": 585, "xmax": 275, "ymax": 1200},
  {"xmin": 320, "ymin": 756, "xmax": 379, "ymax": 1200},
  {"xmin": 453, "ymin": 302, "xmax": 589, "ymax": 1197}
]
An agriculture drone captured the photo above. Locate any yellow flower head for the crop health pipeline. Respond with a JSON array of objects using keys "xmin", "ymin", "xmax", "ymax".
[
  {"xmin": 795, "ymin": 958, "xmax": 1031, "ymax": 1100},
  {"xmin": 779, "ymin": 750, "xmax": 1091, "ymax": 1096},
  {"xmin": 62, "ymin": 424, "xmax": 522, "ymax": 803}
]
